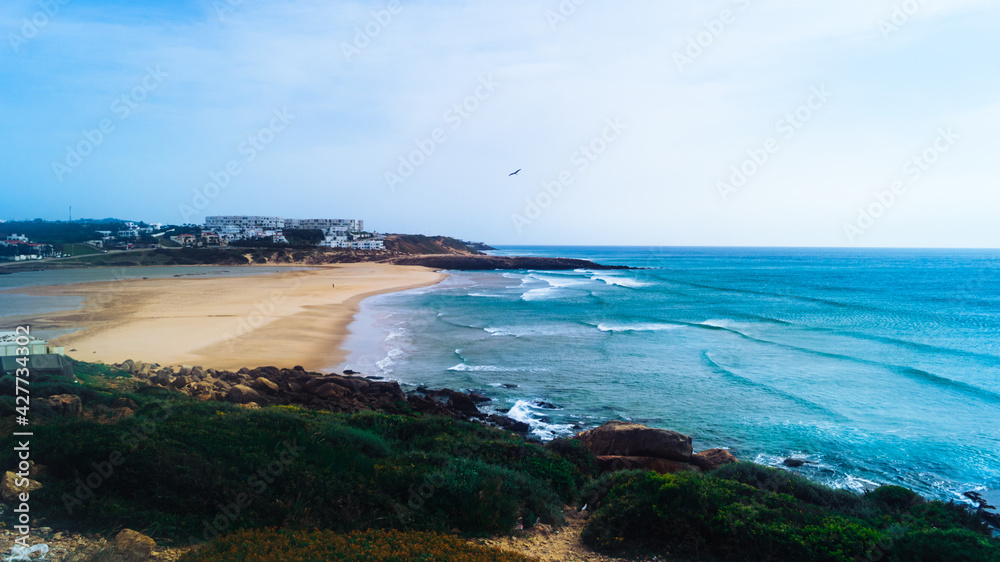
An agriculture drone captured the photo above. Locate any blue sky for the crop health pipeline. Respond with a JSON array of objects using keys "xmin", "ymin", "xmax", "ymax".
[{"xmin": 2, "ymin": 0, "xmax": 998, "ymax": 247}]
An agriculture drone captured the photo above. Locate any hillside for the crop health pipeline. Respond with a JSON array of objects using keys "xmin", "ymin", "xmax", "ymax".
[{"xmin": 380, "ymin": 234, "xmax": 481, "ymax": 255}]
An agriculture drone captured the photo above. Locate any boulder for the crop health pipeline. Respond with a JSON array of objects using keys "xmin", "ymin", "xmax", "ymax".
[
  {"xmin": 576, "ymin": 421, "xmax": 692, "ymax": 462},
  {"xmin": 170, "ymin": 376, "xmax": 190, "ymax": 389},
  {"xmin": 1, "ymin": 471, "xmax": 42, "ymax": 501},
  {"xmin": 153, "ymin": 372, "xmax": 172, "ymax": 386},
  {"xmin": 115, "ymin": 528, "xmax": 155, "ymax": 561},
  {"xmin": 447, "ymin": 391, "xmax": 480, "ymax": 415},
  {"xmin": 469, "ymin": 392, "xmax": 492, "ymax": 403},
  {"xmin": 226, "ymin": 385, "xmax": 261, "ymax": 404},
  {"xmin": 691, "ymin": 449, "xmax": 738, "ymax": 472},
  {"xmin": 253, "ymin": 377, "xmax": 279, "ymax": 393},
  {"xmin": 314, "ymin": 383, "xmax": 348, "ymax": 399},
  {"xmin": 43, "ymin": 394, "xmax": 82, "ymax": 417},
  {"xmin": 596, "ymin": 456, "xmax": 699, "ymax": 475},
  {"xmin": 132, "ymin": 361, "xmax": 145, "ymax": 374},
  {"xmin": 783, "ymin": 458, "xmax": 813, "ymax": 468},
  {"xmin": 487, "ymin": 414, "xmax": 530, "ymax": 433},
  {"xmin": 122, "ymin": 359, "xmax": 135, "ymax": 372},
  {"xmin": 178, "ymin": 365, "xmax": 192, "ymax": 377},
  {"xmin": 190, "ymin": 367, "xmax": 205, "ymax": 380}
]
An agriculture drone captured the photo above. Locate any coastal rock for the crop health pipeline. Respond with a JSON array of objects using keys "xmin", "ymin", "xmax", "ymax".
[
  {"xmin": 469, "ymin": 392, "xmax": 491, "ymax": 403},
  {"xmin": 115, "ymin": 528, "xmax": 155, "ymax": 561},
  {"xmin": 314, "ymin": 383, "xmax": 348, "ymax": 399},
  {"xmin": 171, "ymin": 376, "xmax": 190, "ymax": 389},
  {"xmin": 122, "ymin": 359, "xmax": 135, "ymax": 372},
  {"xmin": 691, "ymin": 449, "xmax": 738, "ymax": 472},
  {"xmin": 596, "ymin": 456, "xmax": 699, "ymax": 475},
  {"xmin": 226, "ymin": 385, "xmax": 261, "ymax": 404},
  {"xmin": 43, "ymin": 394, "xmax": 82, "ymax": 417},
  {"xmin": 576, "ymin": 421, "xmax": 693, "ymax": 462},
  {"xmin": 253, "ymin": 377, "xmax": 279, "ymax": 393},
  {"xmin": 447, "ymin": 391, "xmax": 480, "ymax": 415},
  {"xmin": 153, "ymin": 372, "xmax": 172, "ymax": 386},
  {"xmin": 783, "ymin": 458, "xmax": 813, "ymax": 468},
  {"xmin": 1, "ymin": 471, "xmax": 42, "ymax": 501},
  {"xmin": 487, "ymin": 414, "xmax": 530, "ymax": 433},
  {"xmin": 190, "ymin": 367, "xmax": 205, "ymax": 380}
]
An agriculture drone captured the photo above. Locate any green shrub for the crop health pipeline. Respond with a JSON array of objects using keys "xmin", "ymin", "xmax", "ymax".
[
  {"xmin": 0, "ymin": 394, "xmax": 573, "ymax": 540},
  {"xmin": 580, "ymin": 469, "xmax": 998, "ymax": 561},
  {"xmin": 887, "ymin": 528, "xmax": 1000, "ymax": 562},
  {"xmin": 178, "ymin": 529, "xmax": 537, "ymax": 561},
  {"xmin": 867, "ymin": 485, "xmax": 922, "ymax": 511},
  {"xmin": 546, "ymin": 438, "xmax": 598, "ymax": 478}
]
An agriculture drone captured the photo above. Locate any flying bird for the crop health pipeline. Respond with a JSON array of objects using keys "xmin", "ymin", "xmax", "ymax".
[{"xmin": 509, "ymin": 169, "xmax": 521, "ymax": 176}]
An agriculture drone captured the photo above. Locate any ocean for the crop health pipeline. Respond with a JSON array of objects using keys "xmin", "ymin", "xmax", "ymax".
[{"xmin": 340, "ymin": 246, "xmax": 1000, "ymax": 504}]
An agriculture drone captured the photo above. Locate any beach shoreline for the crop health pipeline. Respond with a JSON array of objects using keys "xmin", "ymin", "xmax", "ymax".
[{"xmin": 4, "ymin": 263, "xmax": 447, "ymax": 372}]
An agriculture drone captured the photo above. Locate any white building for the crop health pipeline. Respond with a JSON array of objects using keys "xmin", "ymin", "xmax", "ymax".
[
  {"xmin": 285, "ymin": 218, "xmax": 364, "ymax": 232},
  {"xmin": 206, "ymin": 216, "xmax": 286, "ymax": 231},
  {"xmin": 0, "ymin": 332, "xmax": 64, "ymax": 356},
  {"xmin": 6, "ymin": 234, "xmax": 28, "ymax": 242}
]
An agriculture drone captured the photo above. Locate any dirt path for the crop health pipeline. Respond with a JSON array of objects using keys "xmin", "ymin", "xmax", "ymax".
[{"xmin": 472, "ymin": 508, "xmax": 654, "ymax": 562}]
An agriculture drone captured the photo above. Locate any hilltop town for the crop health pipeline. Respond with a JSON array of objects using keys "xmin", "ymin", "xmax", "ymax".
[{"xmin": 0, "ymin": 215, "xmax": 388, "ymax": 261}]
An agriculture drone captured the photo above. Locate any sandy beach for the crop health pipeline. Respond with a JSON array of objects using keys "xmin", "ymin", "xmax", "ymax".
[{"xmin": 7, "ymin": 264, "xmax": 446, "ymax": 371}]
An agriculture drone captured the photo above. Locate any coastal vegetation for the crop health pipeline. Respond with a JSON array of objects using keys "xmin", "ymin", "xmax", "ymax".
[{"xmin": 0, "ymin": 361, "xmax": 996, "ymax": 561}]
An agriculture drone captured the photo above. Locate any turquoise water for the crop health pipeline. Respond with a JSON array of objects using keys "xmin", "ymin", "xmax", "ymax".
[{"xmin": 341, "ymin": 246, "xmax": 1000, "ymax": 503}]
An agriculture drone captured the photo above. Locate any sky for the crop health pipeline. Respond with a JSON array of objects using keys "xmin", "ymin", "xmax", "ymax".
[{"xmin": 1, "ymin": 0, "xmax": 998, "ymax": 247}]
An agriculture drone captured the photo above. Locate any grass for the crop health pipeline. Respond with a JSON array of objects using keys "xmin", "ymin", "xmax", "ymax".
[{"xmin": 60, "ymin": 243, "xmax": 103, "ymax": 256}]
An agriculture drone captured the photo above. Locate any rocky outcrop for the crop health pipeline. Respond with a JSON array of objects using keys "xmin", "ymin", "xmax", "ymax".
[
  {"xmin": 575, "ymin": 421, "xmax": 738, "ymax": 476},
  {"xmin": 118, "ymin": 363, "xmax": 484, "ymax": 420},
  {"xmin": 42, "ymin": 394, "xmax": 82, "ymax": 417},
  {"xmin": 390, "ymin": 255, "xmax": 633, "ymax": 271},
  {"xmin": 576, "ymin": 421, "xmax": 692, "ymax": 462},
  {"xmin": 691, "ymin": 448, "xmax": 738, "ymax": 472}
]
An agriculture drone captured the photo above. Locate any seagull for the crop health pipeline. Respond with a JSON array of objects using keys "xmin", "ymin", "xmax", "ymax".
[{"xmin": 509, "ymin": 169, "xmax": 521, "ymax": 176}]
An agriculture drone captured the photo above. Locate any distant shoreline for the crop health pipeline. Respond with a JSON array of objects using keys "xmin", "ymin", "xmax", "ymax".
[{"xmin": 6, "ymin": 263, "xmax": 447, "ymax": 372}]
